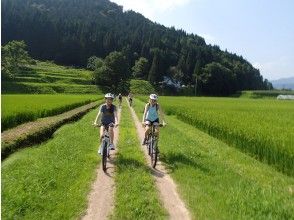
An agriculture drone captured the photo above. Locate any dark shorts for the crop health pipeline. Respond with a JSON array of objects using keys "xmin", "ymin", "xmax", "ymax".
[
  {"xmin": 119, "ymin": 97, "xmax": 122, "ymax": 100},
  {"xmin": 145, "ymin": 118, "xmax": 159, "ymax": 126}
]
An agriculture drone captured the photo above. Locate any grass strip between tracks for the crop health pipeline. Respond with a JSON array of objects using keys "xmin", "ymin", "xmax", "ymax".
[{"xmin": 111, "ymin": 101, "xmax": 167, "ymax": 219}]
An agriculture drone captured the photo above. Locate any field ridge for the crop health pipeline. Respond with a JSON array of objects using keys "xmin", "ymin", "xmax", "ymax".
[{"xmin": 2, "ymin": 101, "xmax": 101, "ymax": 159}]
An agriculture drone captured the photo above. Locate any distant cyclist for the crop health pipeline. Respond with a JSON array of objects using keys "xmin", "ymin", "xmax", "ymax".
[
  {"xmin": 118, "ymin": 93, "xmax": 122, "ymax": 107},
  {"xmin": 141, "ymin": 94, "xmax": 166, "ymax": 145},
  {"xmin": 93, "ymin": 93, "xmax": 118, "ymax": 153},
  {"xmin": 128, "ymin": 92, "xmax": 133, "ymax": 106}
]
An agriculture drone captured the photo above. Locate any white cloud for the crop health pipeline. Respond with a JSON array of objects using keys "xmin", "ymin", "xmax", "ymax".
[
  {"xmin": 110, "ymin": 0, "xmax": 191, "ymax": 20},
  {"xmin": 253, "ymin": 56, "xmax": 294, "ymax": 80}
]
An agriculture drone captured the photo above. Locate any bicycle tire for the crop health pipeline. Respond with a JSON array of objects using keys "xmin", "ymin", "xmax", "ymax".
[
  {"xmin": 151, "ymin": 139, "xmax": 158, "ymax": 168},
  {"xmin": 147, "ymin": 136, "xmax": 151, "ymax": 155},
  {"xmin": 102, "ymin": 141, "xmax": 107, "ymax": 172}
]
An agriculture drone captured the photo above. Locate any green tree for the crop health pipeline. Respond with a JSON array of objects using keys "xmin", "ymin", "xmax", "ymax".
[
  {"xmin": 148, "ymin": 51, "xmax": 160, "ymax": 84},
  {"xmin": 1, "ymin": 40, "xmax": 32, "ymax": 79},
  {"xmin": 202, "ymin": 62, "xmax": 237, "ymax": 96},
  {"xmin": 192, "ymin": 60, "xmax": 202, "ymax": 96},
  {"xmin": 87, "ymin": 56, "xmax": 104, "ymax": 70},
  {"xmin": 132, "ymin": 57, "xmax": 149, "ymax": 79},
  {"xmin": 94, "ymin": 51, "xmax": 130, "ymax": 93}
]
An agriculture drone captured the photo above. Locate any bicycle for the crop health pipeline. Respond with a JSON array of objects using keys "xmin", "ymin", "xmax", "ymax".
[
  {"xmin": 145, "ymin": 123, "xmax": 163, "ymax": 168},
  {"xmin": 95, "ymin": 124, "xmax": 117, "ymax": 172}
]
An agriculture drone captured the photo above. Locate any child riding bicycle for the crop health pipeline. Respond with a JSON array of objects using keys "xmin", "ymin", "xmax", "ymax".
[
  {"xmin": 93, "ymin": 93, "xmax": 119, "ymax": 153},
  {"xmin": 141, "ymin": 94, "xmax": 166, "ymax": 145}
]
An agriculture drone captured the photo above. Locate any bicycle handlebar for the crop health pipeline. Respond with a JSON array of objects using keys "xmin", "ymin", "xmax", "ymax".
[
  {"xmin": 142, "ymin": 122, "xmax": 166, "ymax": 127},
  {"xmin": 93, "ymin": 124, "xmax": 119, "ymax": 128}
]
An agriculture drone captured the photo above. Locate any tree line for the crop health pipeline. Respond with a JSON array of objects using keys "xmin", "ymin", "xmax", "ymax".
[{"xmin": 2, "ymin": 0, "xmax": 273, "ymax": 95}]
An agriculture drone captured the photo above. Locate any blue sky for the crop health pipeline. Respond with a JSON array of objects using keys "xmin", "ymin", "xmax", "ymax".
[{"xmin": 111, "ymin": 0, "xmax": 294, "ymax": 80}]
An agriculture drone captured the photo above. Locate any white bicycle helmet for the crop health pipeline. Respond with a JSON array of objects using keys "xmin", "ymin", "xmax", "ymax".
[
  {"xmin": 149, "ymin": 94, "xmax": 158, "ymax": 100},
  {"xmin": 105, "ymin": 93, "xmax": 114, "ymax": 99}
]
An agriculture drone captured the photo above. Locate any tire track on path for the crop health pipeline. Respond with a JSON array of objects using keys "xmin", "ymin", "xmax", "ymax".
[
  {"xmin": 127, "ymin": 99, "xmax": 191, "ymax": 220},
  {"xmin": 82, "ymin": 107, "xmax": 121, "ymax": 220}
]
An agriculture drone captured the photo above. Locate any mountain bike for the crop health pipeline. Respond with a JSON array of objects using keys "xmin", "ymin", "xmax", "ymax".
[{"xmin": 145, "ymin": 123, "xmax": 163, "ymax": 168}]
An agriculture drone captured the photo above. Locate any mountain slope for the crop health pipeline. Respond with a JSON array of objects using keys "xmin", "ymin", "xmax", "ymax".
[
  {"xmin": 2, "ymin": 0, "xmax": 270, "ymax": 94},
  {"xmin": 271, "ymin": 77, "xmax": 294, "ymax": 90}
]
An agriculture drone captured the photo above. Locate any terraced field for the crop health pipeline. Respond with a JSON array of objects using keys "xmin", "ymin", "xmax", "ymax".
[
  {"xmin": 2, "ymin": 94, "xmax": 101, "ymax": 130},
  {"xmin": 2, "ymin": 61, "xmax": 100, "ymax": 94}
]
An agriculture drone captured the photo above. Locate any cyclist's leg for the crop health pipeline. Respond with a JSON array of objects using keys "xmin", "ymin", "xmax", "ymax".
[
  {"xmin": 108, "ymin": 123, "xmax": 115, "ymax": 150},
  {"xmin": 153, "ymin": 120, "xmax": 160, "ymax": 137},
  {"xmin": 100, "ymin": 125, "xmax": 105, "ymax": 142},
  {"xmin": 144, "ymin": 121, "xmax": 151, "ymax": 138},
  {"xmin": 109, "ymin": 125, "xmax": 114, "ymax": 144}
]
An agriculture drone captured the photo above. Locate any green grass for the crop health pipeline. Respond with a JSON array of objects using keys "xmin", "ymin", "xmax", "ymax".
[
  {"xmin": 1, "ymin": 94, "xmax": 101, "ymax": 131},
  {"xmin": 112, "ymin": 101, "xmax": 167, "ymax": 219},
  {"xmin": 137, "ymin": 96, "xmax": 294, "ymax": 176},
  {"xmin": 2, "ymin": 61, "xmax": 101, "ymax": 94},
  {"xmin": 133, "ymin": 98, "xmax": 294, "ymax": 219},
  {"xmin": 1, "ymin": 109, "xmax": 101, "ymax": 219}
]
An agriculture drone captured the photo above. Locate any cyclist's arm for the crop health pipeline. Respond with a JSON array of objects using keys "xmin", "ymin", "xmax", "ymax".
[
  {"xmin": 114, "ymin": 108, "xmax": 118, "ymax": 125},
  {"xmin": 142, "ymin": 104, "xmax": 147, "ymax": 123},
  {"xmin": 94, "ymin": 106, "xmax": 102, "ymax": 125},
  {"xmin": 158, "ymin": 104, "xmax": 166, "ymax": 124}
]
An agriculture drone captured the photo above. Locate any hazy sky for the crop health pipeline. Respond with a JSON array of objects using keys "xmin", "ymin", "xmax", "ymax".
[{"xmin": 111, "ymin": 0, "xmax": 294, "ymax": 80}]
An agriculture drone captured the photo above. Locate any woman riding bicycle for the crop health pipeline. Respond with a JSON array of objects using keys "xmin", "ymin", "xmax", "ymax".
[
  {"xmin": 93, "ymin": 93, "xmax": 118, "ymax": 153},
  {"xmin": 141, "ymin": 94, "xmax": 166, "ymax": 145},
  {"xmin": 118, "ymin": 93, "xmax": 122, "ymax": 106},
  {"xmin": 128, "ymin": 92, "xmax": 133, "ymax": 106}
]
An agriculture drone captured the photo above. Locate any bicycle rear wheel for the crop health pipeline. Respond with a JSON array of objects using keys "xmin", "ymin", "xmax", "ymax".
[{"xmin": 102, "ymin": 141, "xmax": 107, "ymax": 172}]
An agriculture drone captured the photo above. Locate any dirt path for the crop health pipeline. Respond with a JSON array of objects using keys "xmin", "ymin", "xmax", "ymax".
[
  {"xmin": 127, "ymin": 101, "xmax": 191, "ymax": 220},
  {"xmin": 82, "ymin": 107, "xmax": 121, "ymax": 220}
]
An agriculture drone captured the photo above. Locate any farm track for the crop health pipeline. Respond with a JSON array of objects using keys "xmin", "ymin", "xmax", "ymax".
[
  {"xmin": 127, "ymin": 99, "xmax": 191, "ymax": 220},
  {"xmin": 82, "ymin": 108, "xmax": 121, "ymax": 220},
  {"xmin": 1, "ymin": 101, "xmax": 100, "ymax": 159}
]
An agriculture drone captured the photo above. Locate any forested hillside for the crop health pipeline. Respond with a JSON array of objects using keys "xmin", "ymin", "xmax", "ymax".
[{"xmin": 2, "ymin": 0, "xmax": 272, "ymax": 95}]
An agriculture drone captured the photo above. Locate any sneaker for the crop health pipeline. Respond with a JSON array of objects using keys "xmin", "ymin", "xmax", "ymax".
[
  {"xmin": 109, "ymin": 144, "xmax": 115, "ymax": 150},
  {"xmin": 98, "ymin": 143, "xmax": 103, "ymax": 155}
]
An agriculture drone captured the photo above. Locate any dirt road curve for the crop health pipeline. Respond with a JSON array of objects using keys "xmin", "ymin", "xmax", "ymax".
[
  {"xmin": 127, "ymin": 101, "xmax": 191, "ymax": 220},
  {"xmin": 82, "ymin": 108, "xmax": 121, "ymax": 220}
]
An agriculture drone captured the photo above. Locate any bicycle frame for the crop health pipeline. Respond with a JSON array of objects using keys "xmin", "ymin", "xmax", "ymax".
[
  {"xmin": 146, "ymin": 123, "xmax": 162, "ymax": 168},
  {"xmin": 101, "ymin": 127, "xmax": 110, "ymax": 156}
]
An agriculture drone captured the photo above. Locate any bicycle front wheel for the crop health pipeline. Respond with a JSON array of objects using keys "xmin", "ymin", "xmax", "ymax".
[
  {"xmin": 102, "ymin": 141, "xmax": 108, "ymax": 172},
  {"xmin": 151, "ymin": 139, "xmax": 158, "ymax": 168}
]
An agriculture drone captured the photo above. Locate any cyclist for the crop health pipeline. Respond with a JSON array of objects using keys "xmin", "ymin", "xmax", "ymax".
[
  {"xmin": 118, "ymin": 93, "xmax": 122, "ymax": 106},
  {"xmin": 128, "ymin": 92, "xmax": 133, "ymax": 106},
  {"xmin": 141, "ymin": 94, "xmax": 166, "ymax": 145},
  {"xmin": 93, "ymin": 93, "xmax": 118, "ymax": 153}
]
